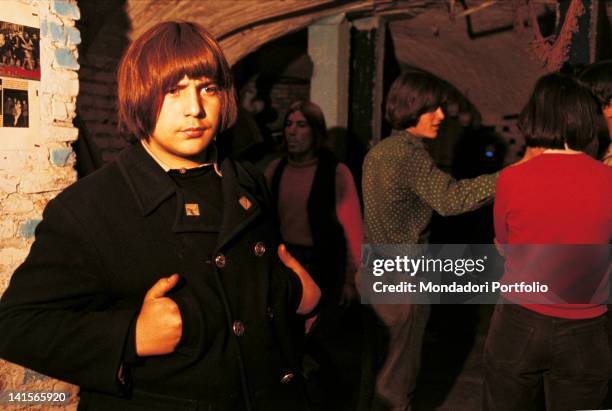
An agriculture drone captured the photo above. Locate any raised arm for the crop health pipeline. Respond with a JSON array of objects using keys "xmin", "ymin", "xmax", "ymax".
[{"xmin": 401, "ymin": 145, "xmax": 498, "ymax": 217}]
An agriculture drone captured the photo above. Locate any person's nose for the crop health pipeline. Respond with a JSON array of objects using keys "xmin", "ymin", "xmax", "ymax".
[
  {"xmin": 435, "ymin": 107, "xmax": 445, "ymax": 121},
  {"xmin": 184, "ymin": 86, "xmax": 204, "ymax": 118},
  {"xmin": 286, "ymin": 124, "xmax": 296, "ymax": 136}
]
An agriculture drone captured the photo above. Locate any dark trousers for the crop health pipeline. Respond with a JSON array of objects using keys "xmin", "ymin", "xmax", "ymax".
[
  {"xmin": 373, "ymin": 303, "xmax": 431, "ymax": 411},
  {"xmin": 483, "ymin": 302, "xmax": 609, "ymax": 411}
]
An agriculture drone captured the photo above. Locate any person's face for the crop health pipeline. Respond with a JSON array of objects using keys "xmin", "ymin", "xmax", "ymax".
[
  {"xmin": 408, "ymin": 107, "xmax": 445, "ymax": 139},
  {"xmin": 285, "ymin": 111, "xmax": 314, "ymax": 157},
  {"xmin": 148, "ymin": 75, "xmax": 221, "ymax": 168},
  {"xmin": 14, "ymin": 100, "xmax": 22, "ymax": 115}
]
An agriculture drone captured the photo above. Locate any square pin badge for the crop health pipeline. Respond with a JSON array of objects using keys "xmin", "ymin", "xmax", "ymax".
[
  {"xmin": 185, "ymin": 203, "xmax": 200, "ymax": 216},
  {"xmin": 239, "ymin": 196, "xmax": 252, "ymax": 210}
]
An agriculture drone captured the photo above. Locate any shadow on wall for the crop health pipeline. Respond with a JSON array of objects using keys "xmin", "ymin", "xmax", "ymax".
[{"xmin": 73, "ymin": 0, "xmax": 131, "ymax": 177}]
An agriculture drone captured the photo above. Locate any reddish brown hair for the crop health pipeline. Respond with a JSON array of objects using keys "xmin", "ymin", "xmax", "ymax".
[{"xmin": 117, "ymin": 21, "xmax": 237, "ymax": 140}]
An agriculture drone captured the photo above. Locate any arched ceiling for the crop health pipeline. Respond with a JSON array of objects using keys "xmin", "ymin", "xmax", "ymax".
[
  {"xmin": 388, "ymin": 6, "xmax": 547, "ymax": 124},
  {"xmin": 122, "ymin": 0, "xmax": 546, "ymax": 117},
  {"xmin": 124, "ymin": 0, "xmax": 441, "ymax": 64}
]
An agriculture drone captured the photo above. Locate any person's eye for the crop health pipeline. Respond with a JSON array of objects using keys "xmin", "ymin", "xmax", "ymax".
[
  {"xmin": 297, "ymin": 122, "xmax": 308, "ymax": 128},
  {"xmin": 202, "ymin": 85, "xmax": 219, "ymax": 95},
  {"xmin": 166, "ymin": 87, "xmax": 179, "ymax": 96}
]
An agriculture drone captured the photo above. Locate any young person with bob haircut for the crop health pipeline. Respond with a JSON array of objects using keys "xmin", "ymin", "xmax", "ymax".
[
  {"xmin": 362, "ymin": 71, "xmax": 499, "ymax": 410},
  {"xmin": 484, "ymin": 73, "xmax": 612, "ymax": 411},
  {"xmin": 0, "ymin": 21, "xmax": 320, "ymax": 410}
]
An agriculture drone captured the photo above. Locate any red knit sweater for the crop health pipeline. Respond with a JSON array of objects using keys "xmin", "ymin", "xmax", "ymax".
[{"xmin": 494, "ymin": 153, "xmax": 612, "ymax": 319}]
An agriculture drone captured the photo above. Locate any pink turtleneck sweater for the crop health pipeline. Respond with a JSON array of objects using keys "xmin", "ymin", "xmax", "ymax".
[{"xmin": 265, "ymin": 157, "xmax": 363, "ymax": 283}]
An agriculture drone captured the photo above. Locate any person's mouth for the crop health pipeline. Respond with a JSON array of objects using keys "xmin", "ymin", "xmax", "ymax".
[{"xmin": 182, "ymin": 127, "xmax": 207, "ymax": 138}]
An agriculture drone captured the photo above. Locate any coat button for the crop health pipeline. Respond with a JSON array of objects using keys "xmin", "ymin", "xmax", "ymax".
[
  {"xmin": 214, "ymin": 253, "xmax": 226, "ymax": 268},
  {"xmin": 266, "ymin": 306, "xmax": 274, "ymax": 320},
  {"xmin": 232, "ymin": 320, "xmax": 245, "ymax": 337},
  {"xmin": 254, "ymin": 242, "xmax": 266, "ymax": 257},
  {"xmin": 280, "ymin": 372, "xmax": 295, "ymax": 384}
]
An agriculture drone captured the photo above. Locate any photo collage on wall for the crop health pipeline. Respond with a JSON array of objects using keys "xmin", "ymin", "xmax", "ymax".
[
  {"xmin": 1, "ymin": 78, "xmax": 29, "ymax": 128},
  {"xmin": 0, "ymin": 20, "xmax": 39, "ymax": 129}
]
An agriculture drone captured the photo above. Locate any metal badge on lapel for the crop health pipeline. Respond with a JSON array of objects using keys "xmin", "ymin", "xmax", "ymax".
[
  {"xmin": 184, "ymin": 203, "xmax": 200, "ymax": 216},
  {"xmin": 239, "ymin": 196, "xmax": 252, "ymax": 211}
]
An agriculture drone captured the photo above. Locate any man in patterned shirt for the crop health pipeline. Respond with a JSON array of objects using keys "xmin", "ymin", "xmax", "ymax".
[{"xmin": 362, "ymin": 71, "xmax": 498, "ymax": 410}]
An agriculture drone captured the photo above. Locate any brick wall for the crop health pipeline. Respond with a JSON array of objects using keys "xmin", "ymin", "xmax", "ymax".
[
  {"xmin": 268, "ymin": 81, "xmax": 310, "ymax": 133},
  {"xmin": 0, "ymin": 0, "xmax": 80, "ymax": 408},
  {"xmin": 74, "ymin": 1, "xmax": 129, "ymax": 168}
]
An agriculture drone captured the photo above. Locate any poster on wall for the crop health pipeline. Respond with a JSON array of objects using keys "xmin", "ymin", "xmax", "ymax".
[
  {"xmin": 0, "ymin": 21, "xmax": 40, "ymax": 80},
  {"xmin": 0, "ymin": 1, "xmax": 40, "ymax": 147},
  {"xmin": 1, "ymin": 78, "xmax": 29, "ymax": 128}
]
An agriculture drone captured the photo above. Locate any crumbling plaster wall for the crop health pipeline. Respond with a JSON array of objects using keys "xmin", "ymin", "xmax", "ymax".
[{"xmin": 0, "ymin": 0, "xmax": 81, "ymax": 407}]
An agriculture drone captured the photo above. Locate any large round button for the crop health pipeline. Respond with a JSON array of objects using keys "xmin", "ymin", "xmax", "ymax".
[
  {"xmin": 254, "ymin": 242, "xmax": 266, "ymax": 257},
  {"xmin": 214, "ymin": 253, "xmax": 226, "ymax": 268},
  {"xmin": 280, "ymin": 372, "xmax": 295, "ymax": 384},
  {"xmin": 232, "ymin": 320, "xmax": 245, "ymax": 337}
]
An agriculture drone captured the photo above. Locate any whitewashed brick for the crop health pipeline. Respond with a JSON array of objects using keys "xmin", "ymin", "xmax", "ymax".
[
  {"xmin": 2, "ymin": 195, "xmax": 35, "ymax": 214},
  {"xmin": 0, "ymin": 151, "xmax": 29, "ymax": 171},
  {"xmin": 52, "ymin": 97, "xmax": 69, "ymax": 121},
  {"xmin": 0, "ymin": 247, "xmax": 29, "ymax": 271},
  {"xmin": 19, "ymin": 169, "xmax": 76, "ymax": 194},
  {"xmin": 0, "ymin": 176, "xmax": 19, "ymax": 194},
  {"xmin": 0, "ymin": 219, "xmax": 16, "ymax": 241},
  {"xmin": 40, "ymin": 125, "xmax": 79, "ymax": 143}
]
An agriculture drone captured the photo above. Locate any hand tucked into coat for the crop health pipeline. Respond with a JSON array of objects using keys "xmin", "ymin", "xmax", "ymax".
[{"xmin": 136, "ymin": 273, "xmax": 183, "ymax": 356}]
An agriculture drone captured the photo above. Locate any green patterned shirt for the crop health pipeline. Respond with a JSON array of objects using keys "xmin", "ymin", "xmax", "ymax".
[{"xmin": 363, "ymin": 129, "xmax": 498, "ymax": 245}]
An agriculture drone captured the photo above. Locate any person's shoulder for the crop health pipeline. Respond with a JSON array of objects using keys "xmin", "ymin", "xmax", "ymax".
[
  {"xmin": 55, "ymin": 159, "xmax": 124, "ymax": 208},
  {"xmin": 580, "ymin": 153, "xmax": 612, "ymax": 172},
  {"xmin": 264, "ymin": 157, "xmax": 282, "ymax": 178},
  {"xmin": 582, "ymin": 154, "xmax": 612, "ymax": 184},
  {"xmin": 499, "ymin": 152, "xmax": 547, "ymax": 178},
  {"xmin": 334, "ymin": 162, "xmax": 356, "ymax": 189},
  {"xmin": 365, "ymin": 133, "xmax": 413, "ymax": 164},
  {"xmin": 335, "ymin": 162, "xmax": 354, "ymax": 180},
  {"xmin": 496, "ymin": 158, "xmax": 533, "ymax": 189}
]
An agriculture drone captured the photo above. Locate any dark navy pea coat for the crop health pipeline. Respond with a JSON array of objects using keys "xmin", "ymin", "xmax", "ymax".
[{"xmin": 0, "ymin": 143, "xmax": 308, "ymax": 410}]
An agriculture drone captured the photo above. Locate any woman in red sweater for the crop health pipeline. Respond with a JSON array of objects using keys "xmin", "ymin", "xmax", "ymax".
[{"xmin": 484, "ymin": 73, "xmax": 612, "ymax": 410}]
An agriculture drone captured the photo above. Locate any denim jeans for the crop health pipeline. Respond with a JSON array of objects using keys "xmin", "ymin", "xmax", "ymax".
[{"xmin": 483, "ymin": 302, "xmax": 609, "ymax": 411}]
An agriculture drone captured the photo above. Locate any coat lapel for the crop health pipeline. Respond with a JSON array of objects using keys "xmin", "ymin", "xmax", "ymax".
[
  {"xmin": 216, "ymin": 159, "xmax": 262, "ymax": 251},
  {"xmin": 116, "ymin": 143, "xmax": 176, "ymax": 216}
]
